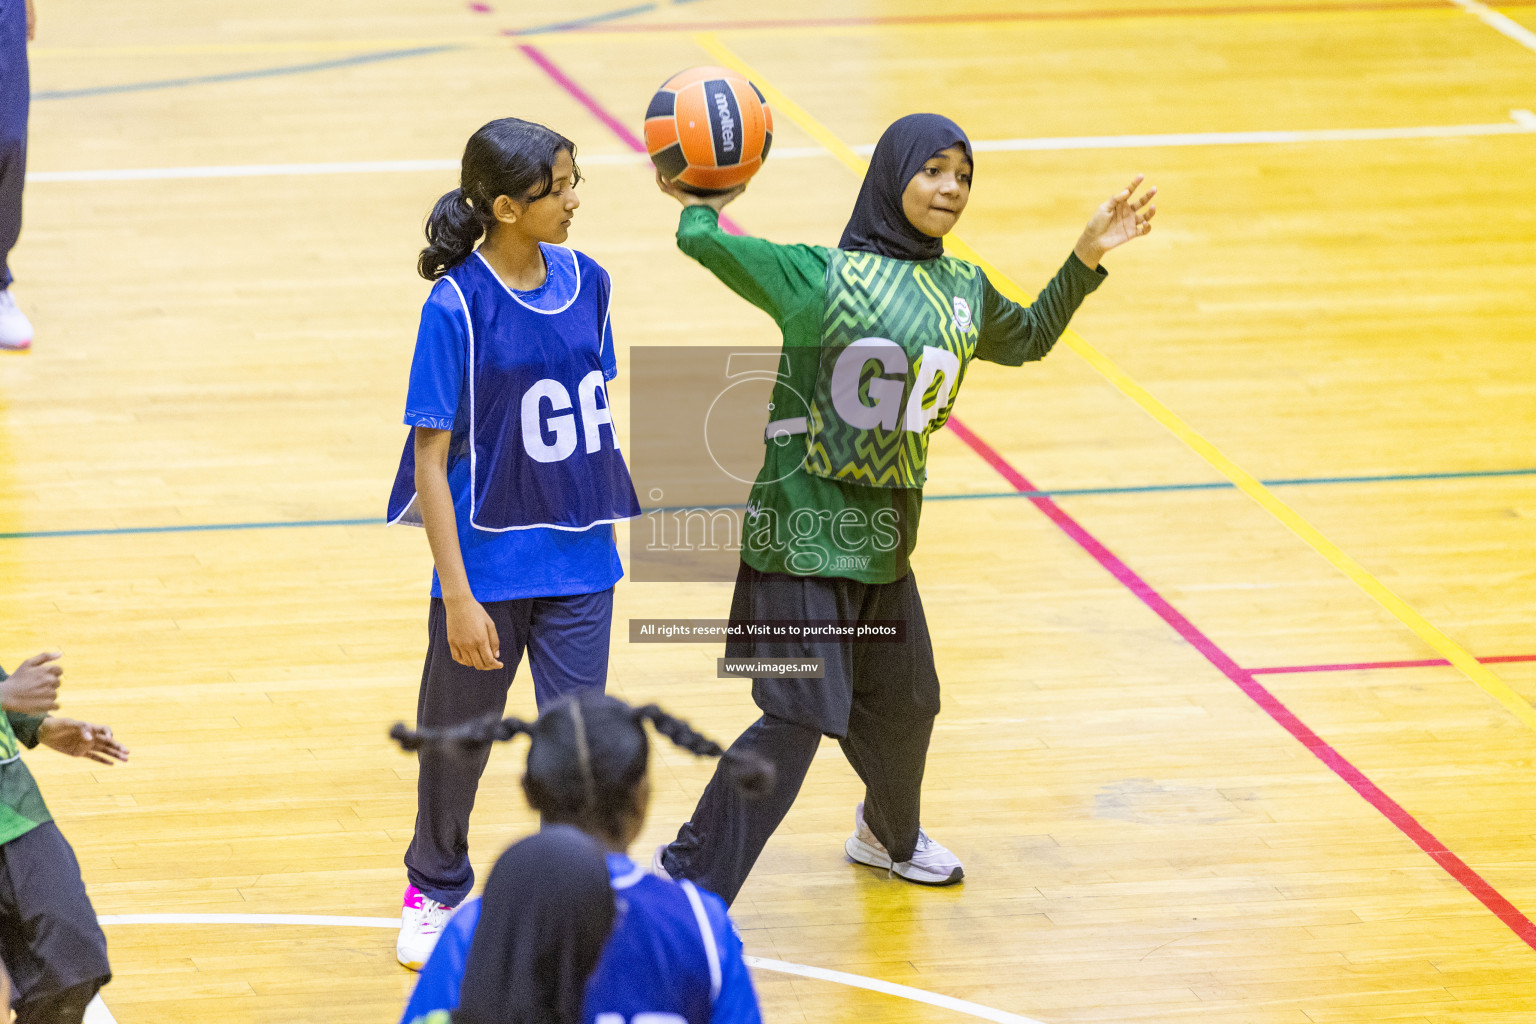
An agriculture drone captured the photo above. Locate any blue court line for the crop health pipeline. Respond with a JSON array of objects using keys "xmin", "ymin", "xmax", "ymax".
[
  {"xmin": 505, "ymin": 3, "xmax": 662, "ymax": 36},
  {"xmin": 30, "ymin": 0, "xmax": 706, "ymax": 101},
  {"xmin": 33, "ymin": 45, "xmax": 462, "ymax": 101},
  {"xmin": 0, "ymin": 518, "xmax": 382, "ymax": 540},
  {"xmin": 2, "ymin": 467, "xmax": 1531, "ymax": 541},
  {"xmin": 505, "ymin": 0, "xmax": 708, "ymax": 36},
  {"xmin": 924, "ymin": 466, "xmax": 1536, "ymax": 502}
]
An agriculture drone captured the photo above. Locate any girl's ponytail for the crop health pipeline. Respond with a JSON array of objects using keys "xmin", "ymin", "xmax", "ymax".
[
  {"xmin": 633, "ymin": 704, "xmax": 776, "ymax": 799},
  {"xmin": 417, "ymin": 118, "xmax": 581, "ymax": 281},
  {"xmin": 389, "ymin": 712, "xmax": 533, "ymax": 754},
  {"xmin": 418, "ymin": 187, "xmax": 490, "ymax": 281}
]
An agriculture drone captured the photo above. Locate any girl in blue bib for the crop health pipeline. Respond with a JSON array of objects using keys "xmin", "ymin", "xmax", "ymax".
[
  {"xmin": 387, "ymin": 118, "xmax": 640, "ymax": 970},
  {"xmin": 390, "ymin": 694, "xmax": 766, "ymax": 1024}
]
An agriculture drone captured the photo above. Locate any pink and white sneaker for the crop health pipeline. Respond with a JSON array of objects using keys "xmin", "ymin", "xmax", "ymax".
[{"xmin": 397, "ymin": 885, "xmax": 452, "ymax": 970}]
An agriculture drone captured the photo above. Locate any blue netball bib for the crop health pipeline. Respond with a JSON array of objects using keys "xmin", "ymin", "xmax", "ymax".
[{"xmin": 388, "ymin": 248, "xmax": 640, "ymax": 532}]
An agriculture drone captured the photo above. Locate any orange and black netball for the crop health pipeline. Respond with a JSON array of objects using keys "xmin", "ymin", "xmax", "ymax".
[{"xmin": 644, "ymin": 66, "xmax": 773, "ymax": 195}]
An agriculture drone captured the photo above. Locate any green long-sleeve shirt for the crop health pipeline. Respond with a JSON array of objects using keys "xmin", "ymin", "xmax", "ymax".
[
  {"xmin": 0, "ymin": 664, "xmax": 53, "ymax": 846},
  {"xmin": 677, "ymin": 205, "xmax": 1105, "ymax": 583}
]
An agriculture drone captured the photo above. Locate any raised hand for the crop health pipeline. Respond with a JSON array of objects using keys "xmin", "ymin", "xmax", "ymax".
[
  {"xmin": 39, "ymin": 718, "xmax": 130, "ymax": 765},
  {"xmin": 0, "ymin": 651, "xmax": 63, "ymax": 713},
  {"xmin": 1074, "ymin": 174, "xmax": 1157, "ymax": 269}
]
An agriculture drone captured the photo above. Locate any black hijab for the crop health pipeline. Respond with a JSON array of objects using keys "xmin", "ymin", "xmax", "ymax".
[
  {"xmin": 453, "ymin": 825, "xmax": 617, "ymax": 1024},
  {"xmin": 838, "ymin": 113, "xmax": 972, "ymax": 262}
]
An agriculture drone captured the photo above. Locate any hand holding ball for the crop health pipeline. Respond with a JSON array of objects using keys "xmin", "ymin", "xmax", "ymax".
[{"xmin": 645, "ymin": 66, "xmax": 773, "ymax": 195}]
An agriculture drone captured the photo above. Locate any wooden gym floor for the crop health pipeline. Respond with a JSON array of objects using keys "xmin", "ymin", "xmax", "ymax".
[{"xmin": 2, "ymin": 0, "xmax": 1535, "ymax": 1021}]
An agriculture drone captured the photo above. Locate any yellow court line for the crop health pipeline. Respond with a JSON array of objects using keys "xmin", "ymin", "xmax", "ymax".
[{"xmin": 690, "ymin": 31, "xmax": 1536, "ymax": 734}]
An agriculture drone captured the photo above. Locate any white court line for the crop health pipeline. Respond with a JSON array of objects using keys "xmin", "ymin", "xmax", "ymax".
[
  {"xmin": 961, "ymin": 112, "xmax": 1536, "ymax": 152},
  {"xmin": 1446, "ymin": 0, "xmax": 1536, "ymax": 54},
  {"xmin": 84, "ymin": 995, "xmax": 117, "ymax": 1023},
  {"xmin": 26, "ymin": 112, "xmax": 1536, "ymax": 183},
  {"xmin": 99, "ymin": 912, "xmax": 403, "ymax": 928},
  {"xmin": 745, "ymin": 956, "xmax": 1048, "ymax": 1024},
  {"xmin": 24, "ymin": 153, "xmax": 636, "ymax": 183},
  {"xmin": 95, "ymin": 913, "xmax": 1047, "ymax": 1024}
]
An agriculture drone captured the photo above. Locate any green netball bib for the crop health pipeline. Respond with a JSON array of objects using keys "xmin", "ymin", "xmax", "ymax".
[
  {"xmin": 0, "ymin": 717, "xmax": 16, "ymax": 761},
  {"xmin": 803, "ymin": 249, "xmax": 984, "ymax": 488}
]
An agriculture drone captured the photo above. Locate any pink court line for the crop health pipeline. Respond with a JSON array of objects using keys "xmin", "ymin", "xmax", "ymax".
[
  {"xmin": 516, "ymin": 42, "xmax": 1536, "ymax": 954},
  {"xmin": 1252, "ymin": 653, "xmax": 1536, "ymax": 675},
  {"xmin": 546, "ymin": 0, "xmax": 1536, "ymax": 33}
]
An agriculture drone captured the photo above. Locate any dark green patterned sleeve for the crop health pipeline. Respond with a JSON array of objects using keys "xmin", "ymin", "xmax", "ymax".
[
  {"xmin": 8, "ymin": 712, "xmax": 44, "ymax": 749},
  {"xmin": 974, "ymin": 252, "xmax": 1107, "ymax": 366}
]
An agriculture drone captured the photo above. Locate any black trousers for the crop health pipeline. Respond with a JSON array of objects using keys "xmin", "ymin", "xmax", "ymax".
[
  {"xmin": 660, "ymin": 563, "xmax": 939, "ymax": 905},
  {"xmin": 0, "ymin": 0, "xmax": 27, "ymax": 289},
  {"xmin": 405, "ymin": 590, "xmax": 613, "ymax": 906},
  {"xmin": 0, "ymin": 136, "xmax": 21, "ymax": 289},
  {"xmin": 0, "ymin": 823, "xmax": 111, "ymax": 1024}
]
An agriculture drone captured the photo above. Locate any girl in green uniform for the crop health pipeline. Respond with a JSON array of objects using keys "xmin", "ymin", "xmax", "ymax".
[
  {"xmin": 0, "ymin": 653, "xmax": 126, "ymax": 1022},
  {"xmin": 651, "ymin": 113, "xmax": 1155, "ymax": 904}
]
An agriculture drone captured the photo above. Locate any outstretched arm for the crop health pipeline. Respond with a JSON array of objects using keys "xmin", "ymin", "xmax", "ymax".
[
  {"xmin": 976, "ymin": 175, "xmax": 1158, "ymax": 365},
  {"xmin": 39, "ymin": 717, "xmax": 129, "ymax": 765},
  {"xmin": 657, "ymin": 172, "xmax": 825, "ymax": 326}
]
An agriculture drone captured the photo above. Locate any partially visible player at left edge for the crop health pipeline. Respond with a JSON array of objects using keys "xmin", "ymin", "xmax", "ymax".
[{"xmin": 0, "ymin": 651, "xmax": 127, "ymax": 1023}]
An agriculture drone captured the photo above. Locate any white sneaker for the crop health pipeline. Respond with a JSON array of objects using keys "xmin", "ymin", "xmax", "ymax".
[
  {"xmin": 397, "ymin": 885, "xmax": 452, "ymax": 970},
  {"xmin": 651, "ymin": 842, "xmax": 673, "ymax": 880},
  {"xmin": 0, "ymin": 288, "xmax": 32, "ymax": 351},
  {"xmin": 844, "ymin": 801, "xmax": 964, "ymax": 886}
]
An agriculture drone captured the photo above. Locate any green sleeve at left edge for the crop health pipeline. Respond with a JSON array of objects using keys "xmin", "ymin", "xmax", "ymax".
[{"xmin": 8, "ymin": 713, "xmax": 45, "ymax": 749}]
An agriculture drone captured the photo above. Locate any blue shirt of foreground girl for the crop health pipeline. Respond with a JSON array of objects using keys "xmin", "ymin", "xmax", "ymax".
[
  {"xmin": 401, "ymin": 850, "xmax": 760, "ymax": 1024},
  {"xmin": 395, "ymin": 243, "xmax": 626, "ymax": 603}
]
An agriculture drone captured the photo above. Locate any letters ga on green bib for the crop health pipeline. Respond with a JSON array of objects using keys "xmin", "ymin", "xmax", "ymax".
[{"xmin": 804, "ymin": 250, "xmax": 984, "ymax": 489}]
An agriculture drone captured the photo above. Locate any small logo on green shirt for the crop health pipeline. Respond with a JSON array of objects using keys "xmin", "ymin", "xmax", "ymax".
[{"xmin": 952, "ymin": 296, "xmax": 972, "ymax": 331}]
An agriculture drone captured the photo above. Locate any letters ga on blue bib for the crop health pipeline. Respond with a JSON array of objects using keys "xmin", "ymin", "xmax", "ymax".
[{"xmin": 388, "ymin": 248, "xmax": 641, "ymax": 532}]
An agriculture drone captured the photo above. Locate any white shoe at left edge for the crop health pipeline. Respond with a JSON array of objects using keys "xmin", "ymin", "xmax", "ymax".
[
  {"xmin": 0, "ymin": 288, "xmax": 32, "ymax": 351},
  {"xmin": 844, "ymin": 800, "xmax": 964, "ymax": 886}
]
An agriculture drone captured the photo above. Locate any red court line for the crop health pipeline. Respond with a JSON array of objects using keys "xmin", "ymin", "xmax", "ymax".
[
  {"xmin": 548, "ymin": 0, "xmax": 1536, "ymax": 33},
  {"xmin": 942, "ymin": 418, "xmax": 1536, "ymax": 951},
  {"xmin": 1253, "ymin": 653, "xmax": 1536, "ymax": 675},
  {"xmin": 517, "ymin": 41, "xmax": 1536, "ymax": 956}
]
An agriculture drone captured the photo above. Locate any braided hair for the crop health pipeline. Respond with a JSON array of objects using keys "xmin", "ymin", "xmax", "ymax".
[{"xmin": 391, "ymin": 693, "xmax": 773, "ymax": 840}]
